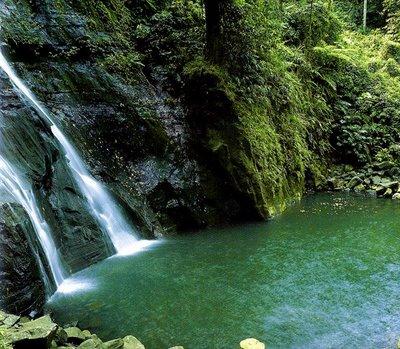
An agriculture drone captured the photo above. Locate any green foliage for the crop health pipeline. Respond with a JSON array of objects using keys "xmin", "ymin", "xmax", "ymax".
[
  {"xmin": 132, "ymin": 0, "xmax": 204, "ymax": 87},
  {"xmin": 1, "ymin": 0, "xmax": 46, "ymax": 47},
  {"xmin": 98, "ymin": 52, "xmax": 144, "ymax": 83},
  {"xmin": 312, "ymin": 31, "xmax": 400, "ymax": 165},
  {"xmin": 384, "ymin": 0, "xmax": 400, "ymax": 38},
  {"xmin": 184, "ymin": 0, "xmax": 336, "ymax": 217},
  {"xmin": 285, "ymin": 2, "xmax": 342, "ymax": 47}
]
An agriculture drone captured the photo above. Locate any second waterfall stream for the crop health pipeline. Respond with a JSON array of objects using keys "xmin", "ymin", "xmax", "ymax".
[{"xmin": 0, "ymin": 49, "xmax": 152, "ymax": 291}]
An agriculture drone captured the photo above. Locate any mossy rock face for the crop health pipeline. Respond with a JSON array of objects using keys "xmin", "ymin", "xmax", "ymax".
[
  {"xmin": 0, "ymin": 0, "xmax": 261, "ymax": 235},
  {"xmin": 184, "ymin": 61, "xmax": 306, "ymax": 219}
]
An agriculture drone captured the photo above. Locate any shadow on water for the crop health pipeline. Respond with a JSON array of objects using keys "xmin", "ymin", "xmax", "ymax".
[{"xmin": 47, "ymin": 193, "xmax": 400, "ymax": 348}]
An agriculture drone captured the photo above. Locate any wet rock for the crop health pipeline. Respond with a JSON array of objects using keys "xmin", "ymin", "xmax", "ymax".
[
  {"xmin": 392, "ymin": 193, "xmax": 400, "ymax": 200},
  {"xmin": 169, "ymin": 347, "xmax": 185, "ymax": 349},
  {"xmin": 384, "ymin": 188, "xmax": 393, "ymax": 198},
  {"xmin": 82, "ymin": 329, "xmax": 92, "ymax": 339},
  {"xmin": 65, "ymin": 326, "xmax": 86, "ymax": 344},
  {"xmin": 327, "ymin": 178, "xmax": 345, "ymax": 191},
  {"xmin": 354, "ymin": 183, "xmax": 365, "ymax": 192},
  {"xmin": 77, "ymin": 337, "xmax": 104, "ymax": 349},
  {"xmin": 54, "ymin": 327, "xmax": 68, "ymax": 345},
  {"xmin": 0, "ymin": 203, "xmax": 45, "ymax": 316},
  {"xmin": 239, "ymin": 338, "xmax": 266, "ymax": 349},
  {"xmin": 123, "ymin": 335, "xmax": 145, "ymax": 349},
  {"xmin": 4, "ymin": 315, "xmax": 57, "ymax": 349},
  {"xmin": 104, "ymin": 338, "xmax": 124, "ymax": 349},
  {"xmin": 0, "ymin": 312, "xmax": 20, "ymax": 328}
]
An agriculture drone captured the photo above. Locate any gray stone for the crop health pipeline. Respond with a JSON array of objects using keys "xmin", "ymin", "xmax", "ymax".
[
  {"xmin": 104, "ymin": 338, "xmax": 124, "ymax": 349},
  {"xmin": 82, "ymin": 329, "xmax": 92, "ymax": 339},
  {"xmin": 2, "ymin": 314, "xmax": 20, "ymax": 328},
  {"xmin": 78, "ymin": 338, "xmax": 105, "ymax": 349},
  {"xmin": 348, "ymin": 176, "xmax": 362, "ymax": 188},
  {"xmin": 123, "ymin": 335, "xmax": 145, "ymax": 349},
  {"xmin": 65, "ymin": 326, "xmax": 86, "ymax": 344},
  {"xmin": 354, "ymin": 184, "xmax": 365, "ymax": 192},
  {"xmin": 5, "ymin": 315, "xmax": 57, "ymax": 349},
  {"xmin": 54, "ymin": 328, "xmax": 68, "ymax": 345},
  {"xmin": 240, "ymin": 338, "xmax": 266, "ymax": 349}
]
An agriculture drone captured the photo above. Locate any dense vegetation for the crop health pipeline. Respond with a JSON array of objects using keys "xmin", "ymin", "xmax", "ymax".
[{"xmin": 2, "ymin": 0, "xmax": 400, "ymax": 222}]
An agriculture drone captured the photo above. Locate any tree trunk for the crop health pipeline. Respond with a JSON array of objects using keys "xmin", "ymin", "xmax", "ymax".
[
  {"xmin": 204, "ymin": 0, "xmax": 232, "ymax": 64},
  {"xmin": 363, "ymin": 0, "xmax": 368, "ymax": 30}
]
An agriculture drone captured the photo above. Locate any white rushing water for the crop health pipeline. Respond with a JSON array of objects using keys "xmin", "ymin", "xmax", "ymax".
[
  {"xmin": 0, "ymin": 156, "xmax": 66, "ymax": 287},
  {"xmin": 0, "ymin": 50, "xmax": 141, "ymax": 256}
]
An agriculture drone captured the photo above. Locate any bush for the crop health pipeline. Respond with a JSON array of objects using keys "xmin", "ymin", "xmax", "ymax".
[{"xmin": 285, "ymin": 2, "xmax": 342, "ymax": 47}]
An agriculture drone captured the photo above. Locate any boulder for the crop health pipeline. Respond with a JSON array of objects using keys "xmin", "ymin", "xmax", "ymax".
[
  {"xmin": 82, "ymin": 329, "xmax": 92, "ymax": 339},
  {"xmin": 54, "ymin": 328, "xmax": 68, "ymax": 345},
  {"xmin": 1, "ymin": 314, "xmax": 20, "ymax": 328},
  {"xmin": 347, "ymin": 176, "xmax": 362, "ymax": 189},
  {"xmin": 353, "ymin": 184, "xmax": 365, "ymax": 192},
  {"xmin": 123, "ymin": 335, "xmax": 145, "ymax": 349},
  {"xmin": 65, "ymin": 326, "xmax": 86, "ymax": 344},
  {"xmin": 104, "ymin": 338, "xmax": 124, "ymax": 349},
  {"xmin": 4, "ymin": 315, "xmax": 57, "ymax": 349},
  {"xmin": 384, "ymin": 188, "xmax": 393, "ymax": 198},
  {"xmin": 77, "ymin": 337, "xmax": 104, "ymax": 349},
  {"xmin": 392, "ymin": 193, "xmax": 400, "ymax": 200},
  {"xmin": 239, "ymin": 338, "xmax": 265, "ymax": 349}
]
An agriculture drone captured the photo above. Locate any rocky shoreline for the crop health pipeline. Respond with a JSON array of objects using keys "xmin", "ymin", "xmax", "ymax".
[
  {"xmin": 324, "ymin": 161, "xmax": 400, "ymax": 200},
  {"xmin": 0, "ymin": 311, "xmax": 265, "ymax": 349}
]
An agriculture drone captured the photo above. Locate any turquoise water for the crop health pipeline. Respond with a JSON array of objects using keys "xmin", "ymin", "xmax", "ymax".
[{"xmin": 47, "ymin": 193, "xmax": 400, "ymax": 348}]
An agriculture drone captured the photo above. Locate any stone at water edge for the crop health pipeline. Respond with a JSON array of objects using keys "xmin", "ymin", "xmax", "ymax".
[
  {"xmin": 123, "ymin": 335, "xmax": 145, "ymax": 349},
  {"xmin": 65, "ymin": 326, "xmax": 86, "ymax": 344},
  {"xmin": 104, "ymin": 338, "xmax": 124, "ymax": 349},
  {"xmin": 77, "ymin": 337, "xmax": 104, "ymax": 349},
  {"xmin": 82, "ymin": 329, "xmax": 92, "ymax": 339},
  {"xmin": 168, "ymin": 347, "xmax": 185, "ymax": 349},
  {"xmin": 392, "ymin": 193, "xmax": 400, "ymax": 200},
  {"xmin": 4, "ymin": 315, "xmax": 57, "ymax": 349},
  {"xmin": 240, "ymin": 338, "xmax": 266, "ymax": 349}
]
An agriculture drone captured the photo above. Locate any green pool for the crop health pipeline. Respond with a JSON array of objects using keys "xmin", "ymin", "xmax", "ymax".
[{"xmin": 47, "ymin": 193, "xmax": 400, "ymax": 348}]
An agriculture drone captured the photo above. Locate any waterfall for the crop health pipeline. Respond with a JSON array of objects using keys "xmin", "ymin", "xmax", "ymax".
[
  {"xmin": 0, "ymin": 156, "xmax": 66, "ymax": 287},
  {"xmin": 0, "ymin": 50, "xmax": 141, "ymax": 256}
]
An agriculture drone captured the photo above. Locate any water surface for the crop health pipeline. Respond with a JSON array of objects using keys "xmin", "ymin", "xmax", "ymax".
[{"xmin": 47, "ymin": 193, "xmax": 400, "ymax": 348}]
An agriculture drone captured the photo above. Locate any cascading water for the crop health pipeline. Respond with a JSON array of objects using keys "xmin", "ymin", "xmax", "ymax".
[
  {"xmin": 0, "ymin": 50, "xmax": 142, "ymax": 257},
  {"xmin": 0, "ymin": 155, "xmax": 66, "ymax": 287}
]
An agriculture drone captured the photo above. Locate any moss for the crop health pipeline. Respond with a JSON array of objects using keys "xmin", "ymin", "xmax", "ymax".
[
  {"xmin": 185, "ymin": 56, "xmax": 318, "ymax": 218},
  {"xmin": 1, "ymin": 0, "xmax": 46, "ymax": 48}
]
